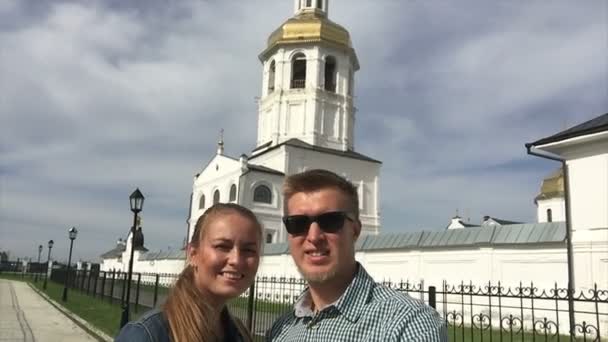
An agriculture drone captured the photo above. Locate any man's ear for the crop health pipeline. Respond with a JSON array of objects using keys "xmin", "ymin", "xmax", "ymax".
[{"xmin": 352, "ymin": 219, "xmax": 362, "ymax": 241}]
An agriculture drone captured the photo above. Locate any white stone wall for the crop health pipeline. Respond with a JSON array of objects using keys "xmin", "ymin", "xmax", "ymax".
[
  {"xmin": 100, "ymin": 230, "xmax": 607, "ymax": 294},
  {"xmin": 567, "ymin": 152, "xmax": 608, "ymax": 231},
  {"xmin": 258, "ymin": 240, "xmax": 606, "ymax": 292}
]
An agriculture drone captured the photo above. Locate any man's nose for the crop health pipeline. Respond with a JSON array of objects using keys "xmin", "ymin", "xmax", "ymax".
[{"xmin": 306, "ymin": 222, "xmax": 325, "ymax": 243}]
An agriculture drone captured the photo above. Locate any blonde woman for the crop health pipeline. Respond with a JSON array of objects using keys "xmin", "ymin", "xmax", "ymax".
[{"xmin": 116, "ymin": 203, "xmax": 262, "ymax": 342}]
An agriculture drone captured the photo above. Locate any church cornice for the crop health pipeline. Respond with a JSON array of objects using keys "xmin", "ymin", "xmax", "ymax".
[{"xmin": 250, "ymin": 138, "xmax": 381, "ymax": 164}]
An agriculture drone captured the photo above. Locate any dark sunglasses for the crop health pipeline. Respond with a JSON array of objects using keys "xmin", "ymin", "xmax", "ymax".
[{"xmin": 282, "ymin": 211, "xmax": 354, "ymax": 236}]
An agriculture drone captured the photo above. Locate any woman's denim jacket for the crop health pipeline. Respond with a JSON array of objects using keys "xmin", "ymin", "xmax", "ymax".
[{"xmin": 115, "ymin": 308, "xmax": 248, "ymax": 342}]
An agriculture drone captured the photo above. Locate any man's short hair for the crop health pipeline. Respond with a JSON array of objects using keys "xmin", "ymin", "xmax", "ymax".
[{"xmin": 283, "ymin": 169, "xmax": 359, "ymax": 219}]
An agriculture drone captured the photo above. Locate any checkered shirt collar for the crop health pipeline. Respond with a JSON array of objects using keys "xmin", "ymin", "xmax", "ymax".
[{"xmin": 292, "ymin": 263, "xmax": 373, "ymax": 323}]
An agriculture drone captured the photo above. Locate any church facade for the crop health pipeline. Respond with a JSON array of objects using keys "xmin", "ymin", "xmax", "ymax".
[{"xmin": 187, "ymin": 0, "xmax": 381, "ymax": 245}]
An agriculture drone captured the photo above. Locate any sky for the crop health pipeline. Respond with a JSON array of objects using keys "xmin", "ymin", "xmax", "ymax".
[{"xmin": 1, "ymin": 0, "xmax": 606, "ymax": 263}]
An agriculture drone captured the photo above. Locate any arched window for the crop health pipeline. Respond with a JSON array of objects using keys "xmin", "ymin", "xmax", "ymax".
[
  {"xmin": 199, "ymin": 194, "xmax": 205, "ymax": 209},
  {"xmin": 291, "ymin": 53, "xmax": 306, "ymax": 89},
  {"xmin": 253, "ymin": 185, "xmax": 272, "ymax": 204},
  {"xmin": 324, "ymin": 56, "xmax": 336, "ymax": 92},
  {"xmin": 229, "ymin": 184, "xmax": 237, "ymax": 202},
  {"xmin": 268, "ymin": 60, "xmax": 275, "ymax": 93},
  {"xmin": 213, "ymin": 190, "xmax": 220, "ymax": 204},
  {"xmin": 547, "ymin": 208, "xmax": 552, "ymax": 222},
  {"xmin": 266, "ymin": 233, "xmax": 273, "ymax": 244}
]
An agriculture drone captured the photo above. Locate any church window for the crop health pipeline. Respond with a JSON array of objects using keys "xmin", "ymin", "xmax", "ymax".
[
  {"xmin": 324, "ymin": 56, "xmax": 337, "ymax": 92},
  {"xmin": 229, "ymin": 184, "xmax": 237, "ymax": 202},
  {"xmin": 268, "ymin": 60, "xmax": 275, "ymax": 93},
  {"xmin": 199, "ymin": 194, "xmax": 205, "ymax": 209},
  {"xmin": 547, "ymin": 208, "xmax": 552, "ymax": 222},
  {"xmin": 213, "ymin": 190, "xmax": 220, "ymax": 204},
  {"xmin": 253, "ymin": 185, "xmax": 272, "ymax": 204},
  {"xmin": 291, "ymin": 53, "xmax": 306, "ymax": 89}
]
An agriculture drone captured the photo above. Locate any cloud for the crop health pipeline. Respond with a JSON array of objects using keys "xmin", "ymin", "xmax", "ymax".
[{"xmin": 0, "ymin": 0, "xmax": 605, "ymax": 261}]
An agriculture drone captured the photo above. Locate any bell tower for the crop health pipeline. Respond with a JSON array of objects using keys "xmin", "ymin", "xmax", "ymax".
[{"xmin": 256, "ymin": 0, "xmax": 360, "ymax": 152}]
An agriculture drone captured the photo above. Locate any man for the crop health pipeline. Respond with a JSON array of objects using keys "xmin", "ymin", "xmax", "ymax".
[{"xmin": 267, "ymin": 169, "xmax": 446, "ymax": 341}]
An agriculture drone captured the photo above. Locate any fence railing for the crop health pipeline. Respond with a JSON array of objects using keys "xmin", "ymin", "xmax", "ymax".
[{"xmin": 13, "ymin": 269, "xmax": 608, "ymax": 341}]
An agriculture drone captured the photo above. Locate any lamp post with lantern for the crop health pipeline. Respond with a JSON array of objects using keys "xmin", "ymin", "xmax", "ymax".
[
  {"xmin": 120, "ymin": 188, "xmax": 144, "ymax": 328},
  {"xmin": 35, "ymin": 244, "xmax": 43, "ymax": 282},
  {"xmin": 62, "ymin": 227, "xmax": 78, "ymax": 302},
  {"xmin": 43, "ymin": 240, "xmax": 54, "ymax": 290}
]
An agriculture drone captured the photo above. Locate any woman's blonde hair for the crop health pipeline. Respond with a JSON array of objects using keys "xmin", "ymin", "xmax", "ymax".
[{"xmin": 162, "ymin": 203, "xmax": 262, "ymax": 342}]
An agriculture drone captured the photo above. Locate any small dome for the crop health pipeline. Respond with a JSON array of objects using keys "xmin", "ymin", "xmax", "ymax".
[
  {"xmin": 535, "ymin": 168, "xmax": 564, "ymax": 202},
  {"xmin": 260, "ymin": 11, "xmax": 358, "ymax": 68}
]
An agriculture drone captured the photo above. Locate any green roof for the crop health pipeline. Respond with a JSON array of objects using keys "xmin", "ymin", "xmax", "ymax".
[{"xmin": 262, "ymin": 222, "xmax": 566, "ymax": 255}]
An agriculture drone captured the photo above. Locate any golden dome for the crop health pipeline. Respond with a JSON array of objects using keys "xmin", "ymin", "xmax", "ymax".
[
  {"xmin": 260, "ymin": 11, "xmax": 358, "ymax": 68},
  {"xmin": 535, "ymin": 168, "xmax": 564, "ymax": 202}
]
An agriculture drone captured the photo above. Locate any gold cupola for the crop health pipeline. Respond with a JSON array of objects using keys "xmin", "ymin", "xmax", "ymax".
[
  {"xmin": 535, "ymin": 167, "xmax": 565, "ymax": 203},
  {"xmin": 259, "ymin": 1, "xmax": 359, "ymax": 70}
]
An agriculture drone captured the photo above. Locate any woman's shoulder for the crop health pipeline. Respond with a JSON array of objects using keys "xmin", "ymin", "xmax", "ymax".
[
  {"xmin": 226, "ymin": 311, "xmax": 253, "ymax": 342},
  {"xmin": 115, "ymin": 309, "xmax": 170, "ymax": 342}
]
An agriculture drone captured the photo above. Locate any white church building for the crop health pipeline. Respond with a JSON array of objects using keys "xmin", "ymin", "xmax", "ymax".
[
  {"xmin": 187, "ymin": 0, "xmax": 381, "ymax": 245},
  {"xmin": 100, "ymin": 1, "xmax": 607, "ymax": 296}
]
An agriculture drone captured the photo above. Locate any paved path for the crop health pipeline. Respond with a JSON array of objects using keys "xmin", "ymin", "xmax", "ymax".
[{"xmin": 0, "ymin": 279, "xmax": 98, "ymax": 342}]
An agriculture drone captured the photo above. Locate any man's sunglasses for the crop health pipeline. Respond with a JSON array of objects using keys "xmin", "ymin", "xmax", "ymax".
[{"xmin": 282, "ymin": 211, "xmax": 354, "ymax": 236}]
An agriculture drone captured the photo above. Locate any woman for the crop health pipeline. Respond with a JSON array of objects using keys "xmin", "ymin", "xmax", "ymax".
[{"xmin": 116, "ymin": 203, "xmax": 262, "ymax": 342}]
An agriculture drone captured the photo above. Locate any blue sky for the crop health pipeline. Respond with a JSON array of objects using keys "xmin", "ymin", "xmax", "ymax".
[{"xmin": 1, "ymin": 0, "xmax": 606, "ymax": 262}]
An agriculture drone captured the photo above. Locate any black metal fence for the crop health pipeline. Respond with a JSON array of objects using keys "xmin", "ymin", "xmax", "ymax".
[
  {"xmin": 48, "ymin": 269, "xmax": 179, "ymax": 313},
  {"xmin": 18, "ymin": 269, "xmax": 608, "ymax": 341}
]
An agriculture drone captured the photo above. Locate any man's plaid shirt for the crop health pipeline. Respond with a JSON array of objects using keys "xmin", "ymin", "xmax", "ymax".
[{"xmin": 266, "ymin": 264, "xmax": 447, "ymax": 341}]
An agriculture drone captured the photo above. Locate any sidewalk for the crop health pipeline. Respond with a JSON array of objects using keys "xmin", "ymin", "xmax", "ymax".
[{"xmin": 0, "ymin": 279, "xmax": 99, "ymax": 342}]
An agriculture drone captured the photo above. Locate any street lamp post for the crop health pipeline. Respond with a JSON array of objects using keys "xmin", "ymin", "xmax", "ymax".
[
  {"xmin": 35, "ymin": 245, "xmax": 43, "ymax": 282},
  {"xmin": 120, "ymin": 188, "xmax": 144, "ymax": 328},
  {"xmin": 43, "ymin": 240, "xmax": 54, "ymax": 290},
  {"xmin": 62, "ymin": 227, "xmax": 78, "ymax": 302}
]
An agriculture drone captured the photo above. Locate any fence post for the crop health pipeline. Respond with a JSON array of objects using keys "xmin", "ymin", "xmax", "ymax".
[
  {"xmin": 120, "ymin": 272, "xmax": 127, "ymax": 306},
  {"xmin": 153, "ymin": 274, "xmax": 160, "ymax": 307},
  {"xmin": 81, "ymin": 270, "xmax": 86, "ymax": 291},
  {"xmin": 110, "ymin": 271, "xmax": 116, "ymax": 303},
  {"xmin": 246, "ymin": 281, "xmax": 256, "ymax": 332},
  {"xmin": 86, "ymin": 271, "xmax": 92, "ymax": 295},
  {"xmin": 100, "ymin": 272, "xmax": 106, "ymax": 299},
  {"xmin": 429, "ymin": 286, "xmax": 436, "ymax": 309},
  {"xmin": 134, "ymin": 273, "xmax": 141, "ymax": 313},
  {"xmin": 93, "ymin": 272, "xmax": 98, "ymax": 297}
]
